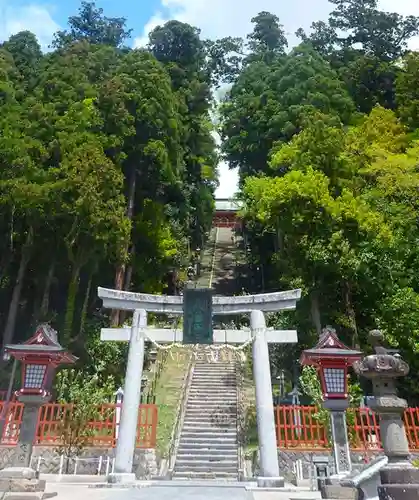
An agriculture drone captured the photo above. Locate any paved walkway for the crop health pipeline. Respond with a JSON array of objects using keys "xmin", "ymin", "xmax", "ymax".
[{"xmin": 45, "ymin": 482, "xmax": 320, "ymax": 500}]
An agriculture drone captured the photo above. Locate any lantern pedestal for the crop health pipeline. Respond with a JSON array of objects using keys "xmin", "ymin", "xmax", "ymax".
[
  {"xmin": 12, "ymin": 394, "xmax": 50, "ymax": 468},
  {"xmin": 354, "ymin": 330, "xmax": 419, "ymax": 500},
  {"xmin": 324, "ymin": 399, "xmax": 352, "ymax": 477}
]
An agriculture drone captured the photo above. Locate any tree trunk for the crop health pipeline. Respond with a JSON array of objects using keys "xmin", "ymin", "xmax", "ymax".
[
  {"xmin": 120, "ymin": 245, "xmax": 135, "ymax": 324},
  {"xmin": 310, "ymin": 289, "xmax": 322, "ymax": 336},
  {"xmin": 78, "ymin": 271, "xmax": 93, "ymax": 340},
  {"xmin": 38, "ymin": 259, "xmax": 56, "ymax": 322},
  {"xmin": 110, "ymin": 166, "xmax": 136, "ymax": 326},
  {"xmin": 124, "ymin": 244, "xmax": 135, "ymax": 292},
  {"xmin": 63, "ymin": 263, "xmax": 81, "ymax": 344},
  {"xmin": 2, "ymin": 229, "xmax": 33, "ymax": 348},
  {"xmin": 343, "ymin": 280, "xmax": 359, "ymax": 348}
]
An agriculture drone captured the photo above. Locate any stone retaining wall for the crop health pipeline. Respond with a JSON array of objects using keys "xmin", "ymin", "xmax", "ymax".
[
  {"xmin": 248, "ymin": 449, "xmax": 419, "ymax": 482},
  {"xmin": 0, "ymin": 446, "xmax": 158, "ymax": 479},
  {"xmin": 277, "ymin": 450, "xmax": 419, "ymax": 483}
]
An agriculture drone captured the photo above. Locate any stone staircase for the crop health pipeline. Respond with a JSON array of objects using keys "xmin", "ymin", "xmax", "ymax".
[{"xmin": 173, "ymin": 357, "xmax": 239, "ymax": 480}]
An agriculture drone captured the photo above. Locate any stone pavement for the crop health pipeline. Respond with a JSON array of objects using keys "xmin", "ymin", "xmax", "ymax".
[{"xmin": 44, "ymin": 482, "xmax": 321, "ymax": 500}]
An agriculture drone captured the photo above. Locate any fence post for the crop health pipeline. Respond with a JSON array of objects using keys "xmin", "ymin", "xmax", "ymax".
[
  {"xmin": 59, "ymin": 455, "xmax": 64, "ymax": 476},
  {"xmin": 74, "ymin": 457, "xmax": 78, "ymax": 475},
  {"xmin": 98, "ymin": 456, "xmax": 103, "ymax": 475},
  {"xmin": 37, "ymin": 456, "xmax": 41, "ymax": 473},
  {"xmin": 105, "ymin": 457, "xmax": 110, "ymax": 476}
]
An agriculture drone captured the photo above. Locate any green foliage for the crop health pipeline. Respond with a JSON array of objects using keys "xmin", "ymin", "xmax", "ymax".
[
  {"xmin": 0, "ymin": 4, "xmax": 218, "ymax": 377},
  {"xmin": 300, "ymin": 366, "xmax": 329, "ymax": 429},
  {"xmin": 54, "ymin": 369, "xmax": 115, "ymax": 465},
  {"xmin": 218, "ymin": 0, "xmax": 419, "ymax": 400}
]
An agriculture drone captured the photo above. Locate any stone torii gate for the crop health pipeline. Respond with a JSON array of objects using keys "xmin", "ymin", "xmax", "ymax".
[{"xmin": 98, "ymin": 286, "xmax": 301, "ymax": 486}]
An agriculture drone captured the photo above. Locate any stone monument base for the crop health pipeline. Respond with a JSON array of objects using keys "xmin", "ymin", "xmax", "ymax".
[{"xmin": 0, "ymin": 467, "xmax": 51, "ymax": 499}]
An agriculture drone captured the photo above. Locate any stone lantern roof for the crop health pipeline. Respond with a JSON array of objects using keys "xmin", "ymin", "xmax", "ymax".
[
  {"xmin": 300, "ymin": 327, "xmax": 362, "ymax": 366},
  {"xmin": 5, "ymin": 324, "xmax": 77, "ymax": 365},
  {"xmin": 353, "ymin": 329, "xmax": 409, "ymax": 380}
]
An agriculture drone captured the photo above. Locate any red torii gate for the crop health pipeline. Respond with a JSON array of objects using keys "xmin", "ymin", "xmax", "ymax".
[{"xmin": 213, "ymin": 199, "xmax": 242, "ymax": 229}]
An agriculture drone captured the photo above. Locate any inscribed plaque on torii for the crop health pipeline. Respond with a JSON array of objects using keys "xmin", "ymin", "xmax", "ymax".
[{"xmin": 183, "ymin": 287, "xmax": 213, "ymax": 344}]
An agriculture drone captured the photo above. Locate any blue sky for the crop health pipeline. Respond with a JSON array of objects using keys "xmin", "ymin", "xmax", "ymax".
[{"xmin": 1, "ymin": 0, "xmax": 418, "ymax": 198}]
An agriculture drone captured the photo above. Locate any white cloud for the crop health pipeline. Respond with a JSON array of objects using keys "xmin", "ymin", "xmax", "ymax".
[
  {"xmin": 136, "ymin": 0, "xmax": 419, "ymax": 198},
  {"xmin": 0, "ymin": 4, "xmax": 60, "ymax": 50},
  {"xmin": 134, "ymin": 0, "xmax": 332, "ymax": 49}
]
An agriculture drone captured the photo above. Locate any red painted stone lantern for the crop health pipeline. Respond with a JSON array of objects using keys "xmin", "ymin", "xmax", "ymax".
[
  {"xmin": 300, "ymin": 327, "xmax": 363, "ymax": 477},
  {"xmin": 4, "ymin": 324, "xmax": 77, "ymax": 468},
  {"xmin": 5, "ymin": 324, "xmax": 77, "ymax": 398},
  {"xmin": 300, "ymin": 327, "xmax": 362, "ymax": 400}
]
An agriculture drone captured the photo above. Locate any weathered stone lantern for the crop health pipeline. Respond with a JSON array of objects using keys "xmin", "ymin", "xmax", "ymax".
[
  {"xmin": 353, "ymin": 330, "xmax": 419, "ymax": 500},
  {"xmin": 300, "ymin": 327, "xmax": 363, "ymax": 477}
]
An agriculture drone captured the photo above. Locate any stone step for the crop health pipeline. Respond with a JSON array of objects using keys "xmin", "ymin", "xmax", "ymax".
[
  {"xmin": 182, "ymin": 426, "xmax": 236, "ymax": 433},
  {"xmin": 187, "ymin": 400, "xmax": 237, "ymax": 405},
  {"xmin": 192, "ymin": 369, "xmax": 236, "ymax": 373},
  {"xmin": 172, "ymin": 472, "xmax": 238, "ymax": 480},
  {"xmin": 179, "ymin": 433, "xmax": 237, "ymax": 449},
  {"xmin": 177, "ymin": 443, "xmax": 237, "ymax": 451},
  {"xmin": 193, "ymin": 373, "xmax": 236, "ymax": 376},
  {"xmin": 187, "ymin": 396, "xmax": 236, "ymax": 401},
  {"xmin": 175, "ymin": 458, "xmax": 237, "ymax": 472},
  {"xmin": 180, "ymin": 432, "xmax": 237, "ymax": 440},
  {"xmin": 192, "ymin": 376, "xmax": 237, "ymax": 387},
  {"xmin": 195, "ymin": 359, "xmax": 236, "ymax": 369},
  {"xmin": 179, "ymin": 432, "xmax": 237, "ymax": 448},
  {"xmin": 183, "ymin": 417, "xmax": 237, "ymax": 425},
  {"xmin": 191, "ymin": 381, "xmax": 236, "ymax": 386},
  {"xmin": 176, "ymin": 448, "xmax": 238, "ymax": 457},
  {"xmin": 187, "ymin": 398, "xmax": 236, "ymax": 403},
  {"xmin": 186, "ymin": 402, "xmax": 236, "ymax": 408},
  {"xmin": 182, "ymin": 422, "xmax": 237, "ymax": 434},
  {"xmin": 176, "ymin": 455, "xmax": 237, "ymax": 464},
  {"xmin": 184, "ymin": 411, "xmax": 237, "ymax": 417},
  {"xmin": 190, "ymin": 385, "xmax": 236, "ymax": 389},
  {"xmin": 193, "ymin": 368, "xmax": 236, "ymax": 372},
  {"xmin": 187, "ymin": 397, "xmax": 236, "ymax": 402},
  {"xmin": 188, "ymin": 387, "xmax": 237, "ymax": 392},
  {"xmin": 175, "ymin": 460, "xmax": 238, "ymax": 473},
  {"xmin": 190, "ymin": 386, "xmax": 236, "ymax": 391},
  {"xmin": 192, "ymin": 372, "xmax": 236, "ymax": 376},
  {"xmin": 190, "ymin": 381, "xmax": 236, "ymax": 386}
]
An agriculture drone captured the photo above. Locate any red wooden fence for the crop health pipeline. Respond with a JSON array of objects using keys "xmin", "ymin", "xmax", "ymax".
[
  {"xmin": 0, "ymin": 402, "xmax": 157, "ymax": 448},
  {"xmin": 274, "ymin": 405, "xmax": 419, "ymax": 451},
  {"xmin": 2, "ymin": 402, "xmax": 419, "ymax": 451}
]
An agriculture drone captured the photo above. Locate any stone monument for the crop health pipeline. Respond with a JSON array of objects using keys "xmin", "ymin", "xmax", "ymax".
[{"xmin": 354, "ymin": 330, "xmax": 419, "ymax": 500}]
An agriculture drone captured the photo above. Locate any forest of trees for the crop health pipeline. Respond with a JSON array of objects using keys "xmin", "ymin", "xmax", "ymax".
[
  {"xmin": 0, "ymin": 2, "xmax": 229, "ymax": 384},
  {"xmin": 2, "ymin": 0, "xmax": 419, "ymax": 399},
  {"xmin": 220, "ymin": 1, "xmax": 419, "ymax": 400}
]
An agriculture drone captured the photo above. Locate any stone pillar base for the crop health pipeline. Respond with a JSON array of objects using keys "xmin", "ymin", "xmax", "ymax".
[
  {"xmin": 257, "ymin": 476, "xmax": 285, "ymax": 488},
  {"xmin": 107, "ymin": 473, "xmax": 136, "ymax": 484}
]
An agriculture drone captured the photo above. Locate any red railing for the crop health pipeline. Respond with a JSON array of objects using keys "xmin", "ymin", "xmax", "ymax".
[
  {"xmin": 0, "ymin": 402, "xmax": 24, "ymax": 444},
  {"xmin": 0, "ymin": 403, "xmax": 157, "ymax": 448},
  {"xmin": 275, "ymin": 405, "xmax": 419, "ymax": 451}
]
